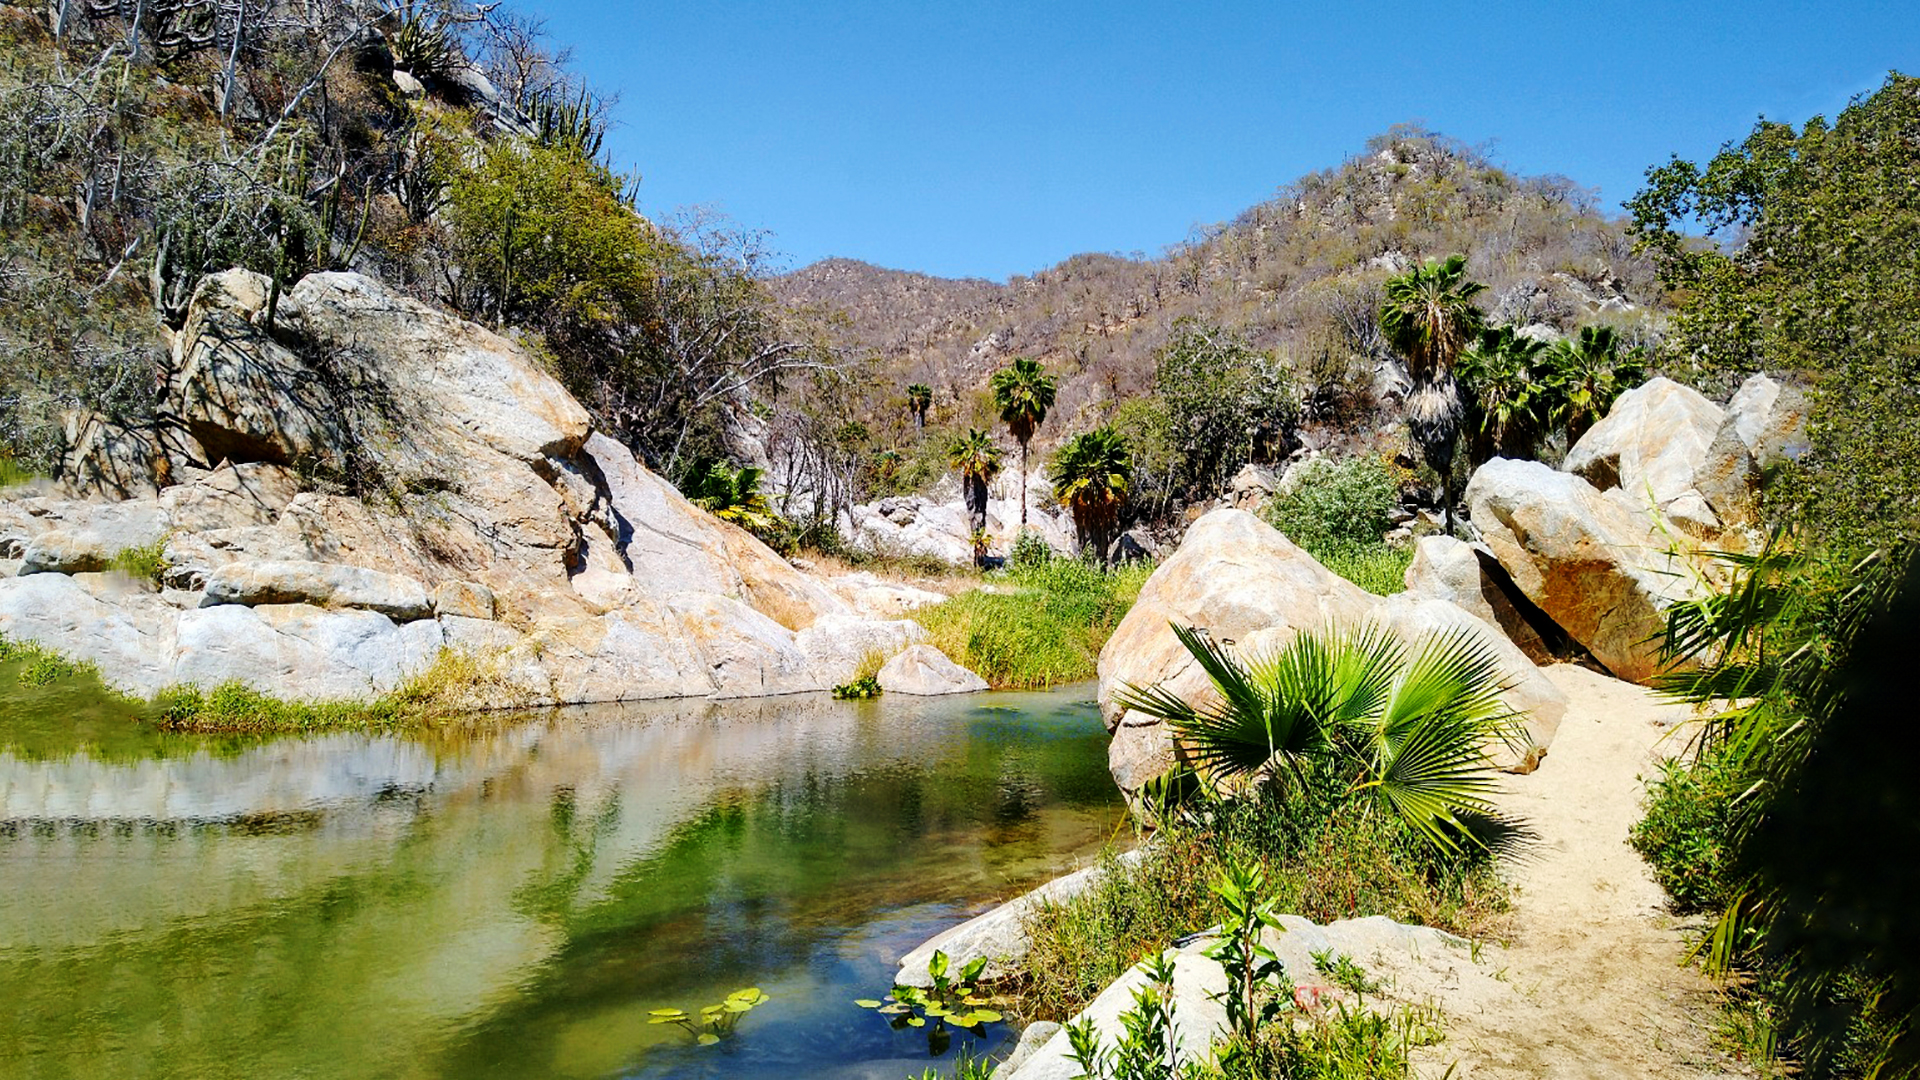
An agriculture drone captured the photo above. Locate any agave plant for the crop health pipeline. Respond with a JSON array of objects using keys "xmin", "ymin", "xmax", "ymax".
[{"xmin": 1116, "ymin": 624, "xmax": 1524, "ymax": 853}]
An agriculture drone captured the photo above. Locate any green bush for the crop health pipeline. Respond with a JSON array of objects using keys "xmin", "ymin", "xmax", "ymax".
[
  {"xmin": 1628, "ymin": 753, "xmax": 1742, "ymax": 916},
  {"xmin": 1261, "ymin": 456, "xmax": 1409, "ymax": 595},
  {"xmin": 1263, "ymin": 456, "xmax": 1399, "ymax": 553}
]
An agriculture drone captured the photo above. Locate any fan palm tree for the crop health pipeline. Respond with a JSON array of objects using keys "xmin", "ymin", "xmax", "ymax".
[
  {"xmin": 906, "ymin": 383, "xmax": 933, "ymax": 430},
  {"xmin": 1458, "ymin": 326, "xmax": 1550, "ymax": 463},
  {"xmin": 1544, "ymin": 325, "xmax": 1640, "ymax": 445},
  {"xmin": 988, "ymin": 357, "xmax": 1057, "ymax": 530},
  {"xmin": 1380, "ymin": 255, "xmax": 1486, "ymax": 533},
  {"xmin": 1051, "ymin": 426, "xmax": 1132, "ymax": 562},
  {"xmin": 1116, "ymin": 623, "xmax": 1524, "ymax": 853},
  {"xmin": 947, "ymin": 428, "xmax": 1003, "ymax": 562}
]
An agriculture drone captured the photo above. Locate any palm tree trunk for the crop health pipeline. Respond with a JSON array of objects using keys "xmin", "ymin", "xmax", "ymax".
[{"xmin": 1019, "ymin": 442, "xmax": 1029, "ymax": 529}]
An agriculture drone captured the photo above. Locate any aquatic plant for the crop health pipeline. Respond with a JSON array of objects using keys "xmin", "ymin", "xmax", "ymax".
[
  {"xmin": 857, "ymin": 950, "xmax": 1004, "ymax": 1056},
  {"xmin": 648, "ymin": 987, "xmax": 769, "ymax": 1046}
]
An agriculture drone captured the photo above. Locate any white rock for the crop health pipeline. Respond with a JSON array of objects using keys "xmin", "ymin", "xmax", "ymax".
[
  {"xmin": 876, "ymin": 644, "xmax": 989, "ymax": 696},
  {"xmin": 201, "ymin": 560, "xmax": 433, "ymax": 622}
]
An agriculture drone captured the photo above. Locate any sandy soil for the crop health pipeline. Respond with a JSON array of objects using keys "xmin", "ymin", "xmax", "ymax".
[{"xmin": 1418, "ymin": 664, "xmax": 1752, "ymax": 1080}]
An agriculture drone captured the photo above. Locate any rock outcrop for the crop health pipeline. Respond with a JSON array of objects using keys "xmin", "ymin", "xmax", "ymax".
[
  {"xmin": 877, "ymin": 644, "xmax": 991, "ymax": 696},
  {"xmin": 846, "ymin": 471, "xmax": 1077, "ymax": 565},
  {"xmin": 1, "ymin": 269, "xmax": 982, "ymax": 706},
  {"xmin": 1465, "ymin": 458, "xmax": 1707, "ymax": 685},
  {"xmin": 1096, "ymin": 510, "xmax": 1565, "ymax": 794},
  {"xmin": 1401, "ymin": 535, "xmax": 1553, "ymax": 663}
]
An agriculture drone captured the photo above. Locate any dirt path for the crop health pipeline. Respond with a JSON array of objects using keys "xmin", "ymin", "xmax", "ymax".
[{"xmin": 1418, "ymin": 664, "xmax": 1749, "ymax": 1080}]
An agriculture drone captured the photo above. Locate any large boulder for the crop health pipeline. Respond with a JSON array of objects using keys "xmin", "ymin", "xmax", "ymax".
[
  {"xmin": 1466, "ymin": 458, "xmax": 1706, "ymax": 684},
  {"xmin": 877, "ymin": 644, "xmax": 989, "ymax": 696},
  {"xmin": 1402, "ymin": 535, "xmax": 1552, "ymax": 664},
  {"xmin": 793, "ymin": 614, "xmax": 927, "ymax": 685},
  {"xmin": 171, "ymin": 603, "xmax": 446, "ymax": 699},
  {"xmin": 1097, "ymin": 510, "xmax": 1564, "ymax": 793},
  {"xmin": 1563, "ymin": 377, "xmax": 1725, "ymax": 536},
  {"xmin": 1694, "ymin": 373, "xmax": 1812, "ymax": 529}
]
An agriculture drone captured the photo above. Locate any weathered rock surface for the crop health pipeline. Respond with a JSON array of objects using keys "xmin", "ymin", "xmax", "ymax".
[
  {"xmin": 878, "ymin": 643, "xmax": 990, "ymax": 695},
  {"xmin": 847, "ymin": 472, "xmax": 1076, "ymax": 565},
  {"xmin": 1466, "ymin": 458, "xmax": 1706, "ymax": 684},
  {"xmin": 1402, "ymin": 535, "xmax": 1552, "ymax": 663},
  {"xmin": 201, "ymin": 560, "xmax": 433, "ymax": 622},
  {"xmin": 1096, "ymin": 510, "xmax": 1563, "ymax": 791},
  {"xmin": 4, "ymin": 268, "xmax": 978, "ymax": 707},
  {"xmin": 1564, "ymin": 377, "xmax": 1726, "ymax": 536},
  {"xmin": 897, "ymin": 849, "xmax": 1149, "ymax": 987},
  {"xmin": 1694, "ymin": 373, "xmax": 1812, "ymax": 529}
]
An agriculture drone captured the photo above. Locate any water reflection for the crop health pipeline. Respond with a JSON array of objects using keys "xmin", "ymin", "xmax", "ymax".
[{"xmin": 0, "ymin": 688, "xmax": 1120, "ymax": 1080}]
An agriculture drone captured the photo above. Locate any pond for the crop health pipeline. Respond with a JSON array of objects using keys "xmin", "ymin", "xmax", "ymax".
[{"xmin": 0, "ymin": 682, "xmax": 1124, "ymax": 1080}]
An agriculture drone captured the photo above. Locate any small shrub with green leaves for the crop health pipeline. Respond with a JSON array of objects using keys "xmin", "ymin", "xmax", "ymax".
[
  {"xmin": 1064, "ymin": 950, "xmax": 1184, "ymax": 1080},
  {"xmin": 647, "ymin": 987, "xmax": 769, "ymax": 1046},
  {"xmin": 1262, "ymin": 456, "xmax": 1400, "ymax": 556},
  {"xmin": 108, "ymin": 541, "xmax": 169, "ymax": 587},
  {"xmin": 832, "ymin": 674, "xmax": 881, "ymax": 700},
  {"xmin": 857, "ymin": 950, "xmax": 1004, "ymax": 1057},
  {"xmin": 1310, "ymin": 951, "xmax": 1380, "ymax": 997}
]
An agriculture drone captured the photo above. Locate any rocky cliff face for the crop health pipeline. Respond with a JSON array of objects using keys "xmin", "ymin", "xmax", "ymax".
[{"xmin": 0, "ymin": 270, "xmax": 954, "ymax": 705}]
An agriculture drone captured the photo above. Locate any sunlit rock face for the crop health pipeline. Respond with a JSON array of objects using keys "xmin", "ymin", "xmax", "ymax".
[{"xmin": 2, "ymin": 269, "xmax": 985, "ymax": 704}]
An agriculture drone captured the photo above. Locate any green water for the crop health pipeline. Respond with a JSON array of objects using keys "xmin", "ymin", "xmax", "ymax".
[{"xmin": 0, "ymin": 684, "xmax": 1124, "ymax": 1080}]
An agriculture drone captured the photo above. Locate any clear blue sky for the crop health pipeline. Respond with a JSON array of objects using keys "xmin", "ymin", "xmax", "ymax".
[{"xmin": 529, "ymin": 1, "xmax": 1918, "ymax": 281}]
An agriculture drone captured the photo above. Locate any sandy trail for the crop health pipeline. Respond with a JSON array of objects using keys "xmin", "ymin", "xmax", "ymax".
[{"xmin": 1419, "ymin": 664, "xmax": 1749, "ymax": 1080}]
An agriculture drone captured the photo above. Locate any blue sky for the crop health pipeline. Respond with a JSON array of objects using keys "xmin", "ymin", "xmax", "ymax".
[{"xmin": 529, "ymin": 1, "xmax": 1918, "ymax": 281}]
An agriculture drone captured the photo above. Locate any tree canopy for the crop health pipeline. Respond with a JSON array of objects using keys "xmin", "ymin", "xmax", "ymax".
[{"xmin": 1628, "ymin": 72, "xmax": 1920, "ymax": 552}]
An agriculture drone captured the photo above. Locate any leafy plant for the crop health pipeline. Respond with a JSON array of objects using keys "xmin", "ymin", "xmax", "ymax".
[
  {"xmin": 1261, "ymin": 456, "xmax": 1400, "ymax": 555},
  {"xmin": 1117, "ymin": 624, "xmax": 1523, "ymax": 854},
  {"xmin": 1458, "ymin": 325, "xmax": 1551, "ymax": 463},
  {"xmin": 1379, "ymin": 254, "xmax": 1485, "ymax": 531},
  {"xmin": 1052, "ymin": 425, "xmax": 1133, "ymax": 562},
  {"xmin": 1153, "ymin": 320, "xmax": 1298, "ymax": 502},
  {"xmin": 948, "ymin": 428, "xmax": 1004, "ymax": 551},
  {"xmin": 684, "ymin": 459, "xmax": 782, "ymax": 537},
  {"xmin": 1542, "ymin": 325, "xmax": 1642, "ymax": 446},
  {"xmin": 1208, "ymin": 860, "xmax": 1288, "ymax": 1043},
  {"xmin": 833, "ymin": 674, "xmax": 881, "ymax": 699},
  {"xmin": 1064, "ymin": 951, "xmax": 1185, "ymax": 1080},
  {"xmin": 989, "ymin": 357, "xmax": 1058, "ymax": 529},
  {"xmin": 906, "ymin": 382, "xmax": 933, "ymax": 429},
  {"xmin": 857, "ymin": 950, "xmax": 1005, "ymax": 1056},
  {"xmin": 108, "ymin": 541, "xmax": 169, "ymax": 587},
  {"xmin": 648, "ymin": 987, "xmax": 770, "ymax": 1046},
  {"xmin": 1310, "ymin": 951, "xmax": 1379, "ymax": 997}
]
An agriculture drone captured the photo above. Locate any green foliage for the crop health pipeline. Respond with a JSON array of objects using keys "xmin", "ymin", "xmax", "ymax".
[
  {"xmin": 912, "ymin": 560, "xmax": 1152, "ymax": 689},
  {"xmin": 1206, "ymin": 1002, "xmax": 1443, "ymax": 1080},
  {"xmin": 1315, "ymin": 545, "xmax": 1414, "ymax": 598},
  {"xmin": 108, "ymin": 541, "xmax": 169, "ymax": 586},
  {"xmin": 1008, "ymin": 528, "xmax": 1056, "ymax": 570},
  {"xmin": 1117, "ymin": 625, "xmax": 1522, "ymax": 854},
  {"xmin": 1628, "ymin": 73, "xmax": 1920, "ymax": 552},
  {"xmin": 1642, "ymin": 538, "xmax": 1920, "ymax": 1078},
  {"xmin": 684, "ymin": 459, "xmax": 782, "ymax": 538},
  {"xmin": 1629, "ymin": 753, "xmax": 1743, "ymax": 916},
  {"xmin": 989, "ymin": 357, "xmax": 1058, "ymax": 451},
  {"xmin": 1542, "ymin": 325, "xmax": 1643, "ymax": 445},
  {"xmin": 1064, "ymin": 950, "xmax": 1184, "ymax": 1080},
  {"xmin": 832, "ymin": 674, "xmax": 882, "ymax": 700},
  {"xmin": 1458, "ymin": 326, "xmax": 1551, "ymax": 462},
  {"xmin": 1015, "ymin": 786, "xmax": 1508, "ymax": 1022},
  {"xmin": 1208, "ymin": 861, "xmax": 1288, "ymax": 1044},
  {"xmin": 1262, "ymin": 456, "xmax": 1400, "ymax": 554},
  {"xmin": 0, "ymin": 456, "xmax": 34, "ymax": 488},
  {"xmin": 1052, "ymin": 425, "xmax": 1133, "ymax": 559},
  {"xmin": 647, "ymin": 987, "xmax": 769, "ymax": 1047},
  {"xmin": 1109, "ymin": 395, "xmax": 1179, "ymax": 518},
  {"xmin": 152, "ymin": 650, "xmax": 527, "ymax": 733},
  {"xmin": 0, "ymin": 634, "xmax": 107, "ymax": 690},
  {"xmin": 445, "ymin": 138, "xmax": 653, "ymax": 329},
  {"xmin": 1310, "ymin": 952, "xmax": 1380, "ymax": 997},
  {"xmin": 1378, "ymin": 254, "xmax": 1486, "ymax": 385},
  {"xmin": 906, "ymin": 382, "xmax": 933, "ymax": 428},
  {"xmin": 858, "ymin": 951, "xmax": 1004, "ymax": 1057},
  {"xmin": 1154, "ymin": 320, "xmax": 1298, "ymax": 500}
]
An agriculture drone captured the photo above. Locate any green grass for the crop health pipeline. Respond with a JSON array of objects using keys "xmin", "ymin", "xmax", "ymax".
[
  {"xmin": 0, "ymin": 458, "xmax": 32, "ymax": 488},
  {"xmin": 1012, "ymin": 783, "xmax": 1509, "ymax": 1022},
  {"xmin": 1205, "ymin": 1002, "xmax": 1445, "ymax": 1080},
  {"xmin": 1313, "ymin": 543, "xmax": 1413, "ymax": 596},
  {"xmin": 108, "ymin": 540, "xmax": 170, "ymax": 586},
  {"xmin": 911, "ymin": 559, "xmax": 1154, "ymax": 689}
]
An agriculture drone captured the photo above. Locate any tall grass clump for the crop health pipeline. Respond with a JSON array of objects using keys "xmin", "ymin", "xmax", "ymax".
[
  {"xmin": 1262, "ymin": 456, "xmax": 1411, "ymax": 595},
  {"xmin": 912, "ymin": 557, "xmax": 1153, "ymax": 688},
  {"xmin": 154, "ymin": 649, "xmax": 535, "ymax": 732}
]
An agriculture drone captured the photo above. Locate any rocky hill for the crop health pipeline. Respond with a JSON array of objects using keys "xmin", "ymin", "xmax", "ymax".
[{"xmin": 772, "ymin": 128, "xmax": 1667, "ymax": 455}]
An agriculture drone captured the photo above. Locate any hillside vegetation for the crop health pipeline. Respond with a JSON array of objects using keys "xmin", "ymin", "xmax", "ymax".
[{"xmin": 773, "ymin": 129, "xmax": 1667, "ymax": 490}]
